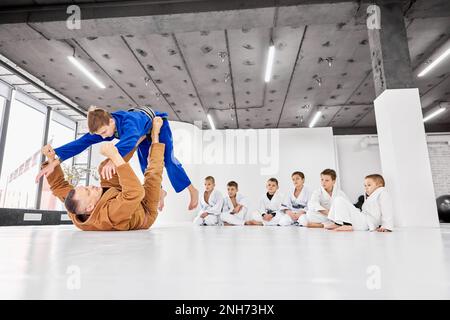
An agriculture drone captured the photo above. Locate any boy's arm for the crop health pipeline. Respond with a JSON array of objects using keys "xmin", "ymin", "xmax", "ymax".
[
  {"xmin": 44, "ymin": 161, "xmax": 74, "ymax": 202},
  {"xmin": 221, "ymin": 197, "xmax": 231, "ymax": 214},
  {"xmin": 54, "ymin": 132, "xmax": 106, "ymax": 162},
  {"xmin": 238, "ymin": 197, "xmax": 249, "ymax": 216},
  {"xmin": 206, "ymin": 194, "xmax": 224, "ymax": 216},
  {"xmin": 259, "ymin": 198, "xmax": 266, "ymax": 215},
  {"xmin": 280, "ymin": 194, "xmax": 291, "ymax": 213},
  {"xmin": 309, "ymin": 190, "xmax": 326, "ymax": 212}
]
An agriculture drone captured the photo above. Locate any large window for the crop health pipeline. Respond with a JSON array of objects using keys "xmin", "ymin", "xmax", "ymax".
[
  {"xmin": 40, "ymin": 112, "xmax": 76, "ymax": 210},
  {"xmin": 0, "ymin": 96, "xmax": 5, "ymax": 132},
  {"xmin": 0, "ymin": 96, "xmax": 46, "ymax": 209}
]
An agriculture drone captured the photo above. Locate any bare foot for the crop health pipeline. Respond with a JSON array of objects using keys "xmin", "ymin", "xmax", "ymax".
[
  {"xmin": 158, "ymin": 189, "xmax": 167, "ymax": 211},
  {"xmin": 334, "ymin": 225, "xmax": 353, "ymax": 232},
  {"xmin": 324, "ymin": 222, "xmax": 340, "ymax": 230},
  {"xmin": 245, "ymin": 220, "xmax": 263, "ymax": 226},
  {"xmin": 188, "ymin": 185, "xmax": 199, "ymax": 210},
  {"xmin": 223, "ymin": 222, "xmax": 233, "ymax": 226},
  {"xmin": 306, "ymin": 222, "xmax": 324, "ymax": 228}
]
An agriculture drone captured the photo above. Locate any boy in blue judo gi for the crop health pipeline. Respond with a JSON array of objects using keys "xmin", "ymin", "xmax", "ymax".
[{"xmin": 36, "ymin": 106, "xmax": 199, "ymax": 210}]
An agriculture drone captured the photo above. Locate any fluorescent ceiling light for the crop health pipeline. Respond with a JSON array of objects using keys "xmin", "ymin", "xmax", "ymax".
[
  {"xmin": 417, "ymin": 48, "xmax": 450, "ymax": 78},
  {"xmin": 67, "ymin": 56, "xmax": 106, "ymax": 89},
  {"xmin": 423, "ymin": 107, "xmax": 446, "ymax": 122},
  {"xmin": 264, "ymin": 45, "xmax": 275, "ymax": 83},
  {"xmin": 207, "ymin": 114, "xmax": 216, "ymax": 130},
  {"xmin": 309, "ymin": 111, "xmax": 322, "ymax": 128}
]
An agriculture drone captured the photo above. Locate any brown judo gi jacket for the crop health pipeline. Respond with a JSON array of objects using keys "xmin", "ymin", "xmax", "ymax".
[{"xmin": 44, "ymin": 143, "xmax": 165, "ymax": 231}]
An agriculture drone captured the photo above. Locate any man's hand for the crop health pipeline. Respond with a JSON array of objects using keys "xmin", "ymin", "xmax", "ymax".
[
  {"xmin": 100, "ymin": 143, "xmax": 125, "ymax": 168},
  {"xmin": 101, "ymin": 159, "xmax": 117, "ymax": 180},
  {"xmin": 100, "ymin": 143, "xmax": 119, "ymax": 159},
  {"xmin": 35, "ymin": 144, "xmax": 59, "ymax": 183},
  {"xmin": 41, "ymin": 144, "xmax": 56, "ymax": 162},
  {"xmin": 376, "ymin": 227, "xmax": 391, "ymax": 232},
  {"xmin": 200, "ymin": 212, "xmax": 208, "ymax": 219},
  {"xmin": 151, "ymin": 117, "xmax": 163, "ymax": 143},
  {"xmin": 263, "ymin": 214, "xmax": 273, "ymax": 222},
  {"xmin": 35, "ymin": 164, "xmax": 56, "ymax": 183}
]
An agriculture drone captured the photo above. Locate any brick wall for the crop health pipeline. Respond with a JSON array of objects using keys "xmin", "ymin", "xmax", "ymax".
[{"xmin": 427, "ymin": 137, "xmax": 450, "ymax": 197}]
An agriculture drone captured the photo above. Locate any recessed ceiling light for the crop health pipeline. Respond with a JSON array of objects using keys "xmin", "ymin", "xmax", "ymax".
[
  {"xmin": 67, "ymin": 56, "xmax": 105, "ymax": 89},
  {"xmin": 264, "ymin": 45, "xmax": 275, "ymax": 83},
  {"xmin": 418, "ymin": 48, "xmax": 450, "ymax": 78}
]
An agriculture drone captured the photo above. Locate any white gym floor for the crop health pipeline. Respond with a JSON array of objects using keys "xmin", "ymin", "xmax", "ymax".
[{"xmin": 1, "ymin": 223, "xmax": 450, "ymax": 299}]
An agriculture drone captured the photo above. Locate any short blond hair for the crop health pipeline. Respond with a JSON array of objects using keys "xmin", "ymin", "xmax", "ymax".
[
  {"xmin": 365, "ymin": 174, "xmax": 385, "ymax": 187},
  {"xmin": 205, "ymin": 176, "xmax": 215, "ymax": 184}
]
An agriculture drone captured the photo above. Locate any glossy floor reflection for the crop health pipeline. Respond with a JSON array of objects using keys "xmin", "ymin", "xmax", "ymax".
[{"xmin": 0, "ymin": 223, "xmax": 449, "ymax": 299}]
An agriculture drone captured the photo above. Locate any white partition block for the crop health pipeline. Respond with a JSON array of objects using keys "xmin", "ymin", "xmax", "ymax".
[{"xmin": 374, "ymin": 88, "xmax": 439, "ymax": 228}]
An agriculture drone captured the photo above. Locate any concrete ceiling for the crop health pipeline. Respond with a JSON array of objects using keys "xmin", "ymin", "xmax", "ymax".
[{"xmin": 0, "ymin": 0, "xmax": 449, "ymax": 131}]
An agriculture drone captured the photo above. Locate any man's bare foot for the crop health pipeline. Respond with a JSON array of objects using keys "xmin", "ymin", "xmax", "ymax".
[
  {"xmin": 223, "ymin": 222, "xmax": 233, "ymax": 226},
  {"xmin": 158, "ymin": 189, "xmax": 167, "ymax": 211},
  {"xmin": 188, "ymin": 185, "xmax": 199, "ymax": 210},
  {"xmin": 324, "ymin": 222, "xmax": 340, "ymax": 230},
  {"xmin": 334, "ymin": 225, "xmax": 353, "ymax": 232},
  {"xmin": 245, "ymin": 220, "xmax": 263, "ymax": 226}
]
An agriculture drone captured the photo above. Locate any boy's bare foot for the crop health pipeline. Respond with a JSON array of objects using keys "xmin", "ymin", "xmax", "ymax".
[
  {"xmin": 188, "ymin": 185, "xmax": 199, "ymax": 210},
  {"xmin": 244, "ymin": 220, "xmax": 263, "ymax": 226},
  {"xmin": 334, "ymin": 225, "xmax": 353, "ymax": 232},
  {"xmin": 158, "ymin": 189, "xmax": 167, "ymax": 211},
  {"xmin": 324, "ymin": 222, "xmax": 340, "ymax": 230},
  {"xmin": 306, "ymin": 222, "xmax": 324, "ymax": 228}
]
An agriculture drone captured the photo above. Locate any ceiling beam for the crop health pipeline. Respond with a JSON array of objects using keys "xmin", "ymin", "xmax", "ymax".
[{"xmin": 0, "ymin": 1, "xmax": 362, "ymax": 41}]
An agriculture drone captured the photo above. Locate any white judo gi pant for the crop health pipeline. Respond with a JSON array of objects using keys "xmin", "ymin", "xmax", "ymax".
[
  {"xmin": 221, "ymin": 211, "xmax": 246, "ymax": 226},
  {"xmin": 193, "ymin": 214, "xmax": 219, "ymax": 226},
  {"xmin": 249, "ymin": 211, "xmax": 281, "ymax": 226},
  {"xmin": 328, "ymin": 196, "xmax": 369, "ymax": 231},
  {"xmin": 304, "ymin": 211, "xmax": 330, "ymax": 224},
  {"xmin": 279, "ymin": 213, "xmax": 308, "ymax": 226}
]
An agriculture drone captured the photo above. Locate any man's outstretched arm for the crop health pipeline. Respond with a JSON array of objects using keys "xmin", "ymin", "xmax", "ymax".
[
  {"xmin": 41, "ymin": 145, "xmax": 74, "ymax": 202},
  {"xmin": 141, "ymin": 117, "xmax": 165, "ymax": 221}
]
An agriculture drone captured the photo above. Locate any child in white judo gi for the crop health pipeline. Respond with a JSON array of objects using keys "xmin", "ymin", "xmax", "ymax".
[
  {"xmin": 221, "ymin": 181, "xmax": 251, "ymax": 226},
  {"xmin": 325, "ymin": 174, "xmax": 394, "ymax": 232},
  {"xmin": 193, "ymin": 176, "xmax": 223, "ymax": 226},
  {"xmin": 250, "ymin": 178, "xmax": 284, "ymax": 226},
  {"xmin": 305, "ymin": 169, "xmax": 349, "ymax": 228},
  {"xmin": 279, "ymin": 171, "xmax": 311, "ymax": 226}
]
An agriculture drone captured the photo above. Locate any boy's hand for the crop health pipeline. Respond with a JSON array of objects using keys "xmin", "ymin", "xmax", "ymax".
[
  {"xmin": 231, "ymin": 204, "xmax": 242, "ymax": 214},
  {"xmin": 100, "ymin": 143, "xmax": 119, "ymax": 158},
  {"xmin": 376, "ymin": 227, "xmax": 391, "ymax": 232},
  {"xmin": 200, "ymin": 212, "xmax": 208, "ymax": 219},
  {"xmin": 263, "ymin": 214, "xmax": 273, "ymax": 221},
  {"xmin": 101, "ymin": 159, "xmax": 116, "ymax": 180},
  {"xmin": 291, "ymin": 212, "xmax": 300, "ymax": 221}
]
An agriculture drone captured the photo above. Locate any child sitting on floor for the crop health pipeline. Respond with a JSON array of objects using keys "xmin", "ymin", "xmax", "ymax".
[{"xmin": 325, "ymin": 174, "xmax": 394, "ymax": 232}]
